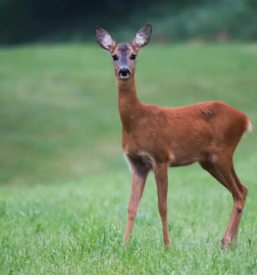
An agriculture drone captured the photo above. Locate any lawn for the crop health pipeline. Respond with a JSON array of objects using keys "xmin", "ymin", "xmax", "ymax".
[{"xmin": 0, "ymin": 44, "xmax": 257, "ymax": 274}]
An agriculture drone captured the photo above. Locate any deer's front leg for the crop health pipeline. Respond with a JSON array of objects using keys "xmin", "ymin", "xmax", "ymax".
[
  {"xmin": 124, "ymin": 155, "xmax": 149, "ymax": 246},
  {"xmin": 153, "ymin": 163, "xmax": 171, "ymax": 247}
]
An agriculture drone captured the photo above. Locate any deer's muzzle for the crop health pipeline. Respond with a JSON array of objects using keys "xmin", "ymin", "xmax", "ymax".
[{"xmin": 119, "ymin": 67, "xmax": 130, "ymax": 79}]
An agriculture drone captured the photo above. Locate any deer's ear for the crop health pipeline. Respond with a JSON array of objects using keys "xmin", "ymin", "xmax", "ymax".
[
  {"xmin": 131, "ymin": 24, "xmax": 152, "ymax": 51},
  {"xmin": 95, "ymin": 26, "xmax": 117, "ymax": 52}
]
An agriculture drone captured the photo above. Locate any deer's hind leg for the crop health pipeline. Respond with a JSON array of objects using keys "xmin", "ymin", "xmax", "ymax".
[
  {"xmin": 223, "ymin": 165, "xmax": 248, "ymax": 248},
  {"xmin": 200, "ymin": 155, "xmax": 248, "ymax": 249}
]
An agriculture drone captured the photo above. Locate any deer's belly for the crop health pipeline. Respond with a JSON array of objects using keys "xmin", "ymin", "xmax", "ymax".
[{"xmin": 168, "ymin": 149, "xmax": 204, "ymax": 167}]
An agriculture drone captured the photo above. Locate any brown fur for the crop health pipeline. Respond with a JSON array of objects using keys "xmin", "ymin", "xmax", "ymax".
[{"xmin": 96, "ymin": 24, "xmax": 251, "ymax": 249}]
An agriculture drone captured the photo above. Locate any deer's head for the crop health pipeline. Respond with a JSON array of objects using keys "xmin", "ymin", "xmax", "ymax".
[{"xmin": 95, "ymin": 24, "xmax": 152, "ymax": 80}]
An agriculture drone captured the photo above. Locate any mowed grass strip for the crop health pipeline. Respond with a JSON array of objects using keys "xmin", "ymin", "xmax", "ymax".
[
  {"xmin": 0, "ymin": 169, "xmax": 257, "ymax": 274},
  {"xmin": 0, "ymin": 44, "xmax": 257, "ymax": 274}
]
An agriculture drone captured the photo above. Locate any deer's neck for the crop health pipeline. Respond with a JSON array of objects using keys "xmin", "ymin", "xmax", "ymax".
[{"xmin": 117, "ymin": 77, "xmax": 141, "ymax": 131}]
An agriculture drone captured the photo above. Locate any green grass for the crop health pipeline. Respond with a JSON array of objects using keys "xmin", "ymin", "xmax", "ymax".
[{"xmin": 0, "ymin": 44, "xmax": 257, "ymax": 274}]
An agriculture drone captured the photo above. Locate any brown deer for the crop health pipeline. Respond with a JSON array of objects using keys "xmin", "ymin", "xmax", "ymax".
[{"xmin": 95, "ymin": 24, "xmax": 252, "ymax": 249}]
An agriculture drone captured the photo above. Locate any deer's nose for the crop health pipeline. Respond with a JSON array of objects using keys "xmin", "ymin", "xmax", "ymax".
[{"xmin": 119, "ymin": 67, "xmax": 130, "ymax": 79}]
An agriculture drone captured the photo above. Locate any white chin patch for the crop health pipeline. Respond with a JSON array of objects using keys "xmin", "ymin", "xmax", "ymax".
[{"xmin": 119, "ymin": 73, "xmax": 130, "ymax": 79}]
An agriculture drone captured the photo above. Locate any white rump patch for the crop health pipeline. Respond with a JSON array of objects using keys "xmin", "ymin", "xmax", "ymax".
[
  {"xmin": 242, "ymin": 119, "xmax": 253, "ymax": 139},
  {"xmin": 247, "ymin": 120, "xmax": 253, "ymax": 132}
]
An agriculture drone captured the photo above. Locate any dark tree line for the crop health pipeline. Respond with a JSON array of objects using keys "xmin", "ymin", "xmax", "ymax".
[{"xmin": 0, "ymin": 0, "xmax": 256, "ymax": 45}]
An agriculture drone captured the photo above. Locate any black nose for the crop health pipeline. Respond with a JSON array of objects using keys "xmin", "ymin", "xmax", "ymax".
[{"xmin": 119, "ymin": 68, "xmax": 130, "ymax": 78}]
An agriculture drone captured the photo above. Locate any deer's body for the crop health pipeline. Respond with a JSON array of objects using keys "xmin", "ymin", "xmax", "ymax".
[
  {"xmin": 96, "ymin": 24, "xmax": 251, "ymax": 249},
  {"xmin": 120, "ymin": 92, "xmax": 249, "ymax": 168}
]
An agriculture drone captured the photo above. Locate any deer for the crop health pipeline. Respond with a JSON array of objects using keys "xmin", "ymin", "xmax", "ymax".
[{"xmin": 95, "ymin": 24, "xmax": 252, "ymax": 249}]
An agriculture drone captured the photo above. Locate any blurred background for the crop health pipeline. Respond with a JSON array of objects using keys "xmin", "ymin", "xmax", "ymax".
[
  {"xmin": 0, "ymin": 0, "xmax": 257, "ymax": 185},
  {"xmin": 1, "ymin": 0, "xmax": 257, "ymax": 44}
]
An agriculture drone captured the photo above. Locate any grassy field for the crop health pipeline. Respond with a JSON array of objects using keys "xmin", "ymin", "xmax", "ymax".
[{"xmin": 0, "ymin": 44, "xmax": 257, "ymax": 274}]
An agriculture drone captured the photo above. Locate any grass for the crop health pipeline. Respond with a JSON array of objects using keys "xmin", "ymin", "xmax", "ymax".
[{"xmin": 0, "ymin": 43, "xmax": 257, "ymax": 274}]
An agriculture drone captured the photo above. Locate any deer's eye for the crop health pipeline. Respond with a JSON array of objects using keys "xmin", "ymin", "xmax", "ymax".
[
  {"xmin": 130, "ymin": 54, "xmax": 136, "ymax": 60},
  {"xmin": 112, "ymin": 55, "xmax": 118, "ymax": 61}
]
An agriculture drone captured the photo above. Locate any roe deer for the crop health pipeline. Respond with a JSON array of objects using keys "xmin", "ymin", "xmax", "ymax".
[{"xmin": 95, "ymin": 24, "xmax": 252, "ymax": 249}]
